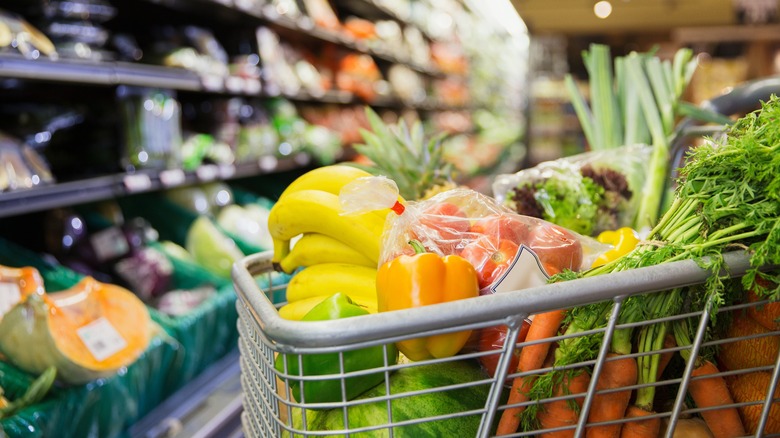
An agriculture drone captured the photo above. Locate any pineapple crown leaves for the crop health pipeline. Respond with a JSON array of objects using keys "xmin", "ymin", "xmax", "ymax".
[{"xmin": 352, "ymin": 107, "xmax": 454, "ymax": 200}]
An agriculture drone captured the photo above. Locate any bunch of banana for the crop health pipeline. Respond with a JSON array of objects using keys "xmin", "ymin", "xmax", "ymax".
[{"xmin": 269, "ymin": 165, "xmax": 393, "ymax": 320}]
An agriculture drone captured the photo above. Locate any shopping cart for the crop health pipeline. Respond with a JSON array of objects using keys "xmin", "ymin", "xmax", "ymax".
[{"xmin": 233, "ymin": 78, "xmax": 780, "ymax": 438}]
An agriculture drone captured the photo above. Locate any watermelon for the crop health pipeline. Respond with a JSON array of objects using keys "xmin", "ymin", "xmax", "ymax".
[{"xmin": 287, "ymin": 360, "xmax": 497, "ymax": 437}]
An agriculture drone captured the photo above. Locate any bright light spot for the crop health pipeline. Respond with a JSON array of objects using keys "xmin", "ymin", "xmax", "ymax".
[
  {"xmin": 216, "ymin": 190, "xmax": 231, "ymax": 205},
  {"xmin": 138, "ymin": 151, "xmax": 149, "ymax": 163},
  {"xmin": 63, "ymin": 235, "xmax": 73, "ymax": 248},
  {"xmin": 594, "ymin": 1, "xmax": 613, "ymax": 18},
  {"xmin": 34, "ymin": 132, "xmax": 51, "ymax": 144},
  {"xmin": 278, "ymin": 142, "xmax": 293, "ymax": 156},
  {"xmin": 143, "ymin": 99, "xmax": 155, "ymax": 111},
  {"xmin": 71, "ymin": 217, "xmax": 83, "ymax": 230}
]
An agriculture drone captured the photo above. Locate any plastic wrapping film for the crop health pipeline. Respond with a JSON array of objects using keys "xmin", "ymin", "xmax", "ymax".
[{"xmin": 492, "ymin": 144, "xmax": 652, "ymax": 237}]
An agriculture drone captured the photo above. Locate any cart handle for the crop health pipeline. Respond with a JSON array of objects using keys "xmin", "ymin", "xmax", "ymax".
[{"xmin": 232, "ymin": 251, "xmax": 754, "ymax": 350}]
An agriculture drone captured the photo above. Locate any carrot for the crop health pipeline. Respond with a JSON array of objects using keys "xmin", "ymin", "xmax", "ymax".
[
  {"xmin": 538, "ymin": 371, "xmax": 591, "ymax": 438},
  {"xmin": 687, "ymin": 360, "xmax": 746, "ymax": 438},
  {"xmin": 619, "ymin": 405, "xmax": 660, "ymax": 438},
  {"xmin": 496, "ymin": 309, "xmax": 567, "ymax": 435},
  {"xmin": 656, "ymin": 334, "xmax": 676, "ymax": 380},
  {"xmin": 585, "ymin": 353, "xmax": 638, "ymax": 438}
]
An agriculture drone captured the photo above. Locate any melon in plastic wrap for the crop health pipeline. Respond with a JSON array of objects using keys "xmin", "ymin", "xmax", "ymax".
[
  {"xmin": 216, "ymin": 204, "xmax": 273, "ymax": 250},
  {"xmin": 0, "ymin": 276, "xmax": 152, "ymax": 384},
  {"xmin": 186, "ymin": 216, "xmax": 244, "ymax": 278},
  {"xmin": 1, "ymin": 266, "xmax": 46, "ymax": 321}
]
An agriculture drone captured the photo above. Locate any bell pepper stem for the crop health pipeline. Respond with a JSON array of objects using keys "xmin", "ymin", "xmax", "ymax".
[{"xmin": 408, "ymin": 240, "xmax": 427, "ymax": 254}]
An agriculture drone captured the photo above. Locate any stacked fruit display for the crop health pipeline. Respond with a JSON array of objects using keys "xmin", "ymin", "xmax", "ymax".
[{"xmin": 268, "ymin": 165, "xmax": 390, "ymax": 320}]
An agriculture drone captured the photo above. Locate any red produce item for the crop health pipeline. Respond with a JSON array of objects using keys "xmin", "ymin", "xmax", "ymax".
[
  {"xmin": 526, "ymin": 222, "xmax": 583, "ymax": 274},
  {"xmin": 460, "ymin": 235, "xmax": 519, "ymax": 289}
]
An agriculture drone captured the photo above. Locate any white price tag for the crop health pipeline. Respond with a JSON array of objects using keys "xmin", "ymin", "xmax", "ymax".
[
  {"xmin": 225, "ymin": 76, "xmax": 244, "ymax": 93},
  {"xmin": 91, "ymin": 226, "xmax": 130, "ymax": 262},
  {"xmin": 491, "ymin": 246, "xmax": 550, "ymax": 294},
  {"xmin": 219, "ymin": 164, "xmax": 236, "ymax": 179},
  {"xmin": 77, "ymin": 317, "xmax": 128, "ymax": 361},
  {"xmin": 196, "ymin": 165, "xmax": 219, "ymax": 181},
  {"xmin": 0, "ymin": 282, "xmax": 22, "ymax": 317},
  {"xmin": 123, "ymin": 173, "xmax": 152, "ymax": 192},
  {"xmin": 160, "ymin": 169, "xmax": 186, "ymax": 187},
  {"xmin": 202, "ymin": 75, "xmax": 224, "ymax": 91},
  {"xmin": 258, "ymin": 155, "xmax": 278, "ymax": 171},
  {"xmin": 244, "ymin": 79, "xmax": 262, "ymax": 95}
]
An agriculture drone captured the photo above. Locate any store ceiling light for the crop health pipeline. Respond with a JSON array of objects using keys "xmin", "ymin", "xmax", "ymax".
[{"xmin": 594, "ymin": 0, "xmax": 613, "ymax": 18}]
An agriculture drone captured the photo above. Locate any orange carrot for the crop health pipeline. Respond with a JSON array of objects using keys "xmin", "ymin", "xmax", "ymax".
[
  {"xmin": 585, "ymin": 353, "xmax": 638, "ymax": 438},
  {"xmin": 656, "ymin": 334, "xmax": 676, "ymax": 380},
  {"xmin": 496, "ymin": 309, "xmax": 567, "ymax": 435},
  {"xmin": 687, "ymin": 360, "xmax": 746, "ymax": 438},
  {"xmin": 619, "ymin": 405, "xmax": 660, "ymax": 438},
  {"xmin": 538, "ymin": 371, "xmax": 591, "ymax": 438}
]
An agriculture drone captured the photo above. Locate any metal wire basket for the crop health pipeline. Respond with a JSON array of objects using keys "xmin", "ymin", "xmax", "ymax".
[{"xmin": 233, "ymin": 249, "xmax": 780, "ymax": 437}]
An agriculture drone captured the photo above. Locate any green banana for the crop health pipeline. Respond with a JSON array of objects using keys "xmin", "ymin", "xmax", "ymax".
[
  {"xmin": 285, "ymin": 263, "xmax": 377, "ymax": 303},
  {"xmin": 268, "ymin": 189, "xmax": 384, "ymax": 263},
  {"xmin": 279, "ymin": 233, "xmax": 377, "ymax": 274}
]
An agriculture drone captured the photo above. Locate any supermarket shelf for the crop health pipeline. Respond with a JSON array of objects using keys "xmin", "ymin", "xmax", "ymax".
[
  {"xmin": 130, "ymin": 349, "xmax": 243, "ymax": 438},
  {"xmin": 0, "ymin": 154, "xmax": 309, "ymax": 219},
  {"xmin": 135, "ymin": 0, "xmax": 443, "ymax": 76},
  {"xmin": 0, "ymin": 54, "xmax": 202, "ymax": 90}
]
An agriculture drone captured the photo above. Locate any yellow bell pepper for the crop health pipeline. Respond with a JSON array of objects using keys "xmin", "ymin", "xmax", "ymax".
[
  {"xmin": 376, "ymin": 241, "xmax": 479, "ymax": 361},
  {"xmin": 592, "ymin": 227, "xmax": 640, "ymax": 267}
]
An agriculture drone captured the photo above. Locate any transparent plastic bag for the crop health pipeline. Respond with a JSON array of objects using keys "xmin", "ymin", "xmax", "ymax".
[
  {"xmin": 492, "ymin": 144, "xmax": 652, "ymax": 237},
  {"xmin": 341, "ymin": 180, "xmax": 608, "ymax": 378}
]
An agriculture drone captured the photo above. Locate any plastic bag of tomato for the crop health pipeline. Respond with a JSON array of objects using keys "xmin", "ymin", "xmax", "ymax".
[{"xmin": 377, "ymin": 187, "xmax": 608, "ymax": 377}]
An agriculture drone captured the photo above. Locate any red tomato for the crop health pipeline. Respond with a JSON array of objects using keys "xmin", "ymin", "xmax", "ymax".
[
  {"xmin": 469, "ymin": 214, "xmax": 531, "ymax": 244},
  {"xmin": 459, "ymin": 235, "xmax": 520, "ymax": 289},
  {"xmin": 478, "ymin": 319, "xmax": 531, "ymax": 380},
  {"xmin": 526, "ymin": 222, "xmax": 583, "ymax": 273},
  {"xmin": 414, "ymin": 202, "xmax": 470, "ymax": 254}
]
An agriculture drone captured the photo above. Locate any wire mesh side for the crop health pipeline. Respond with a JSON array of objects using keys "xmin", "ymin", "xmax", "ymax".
[{"xmin": 235, "ymin": 252, "xmax": 780, "ymax": 437}]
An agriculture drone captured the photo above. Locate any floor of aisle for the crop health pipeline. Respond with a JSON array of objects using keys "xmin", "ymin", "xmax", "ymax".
[{"xmin": 130, "ymin": 350, "xmax": 244, "ymax": 438}]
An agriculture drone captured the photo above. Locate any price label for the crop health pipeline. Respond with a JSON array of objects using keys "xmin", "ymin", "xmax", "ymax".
[
  {"xmin": 244, "ymin": 79, "xmax": 262, "ymax": 95},
  {"xmin": 258, "ymin": 155, "xmax": 278, "ymax": 171},
  {"xmin": 0, "ymin": 282, "xmax": 22, "ymax": 317},
  {"xmin": 490, "ymin": 246, "xmax": 550, "ymax": 295},
  {"xmin": 123, "ymin": 173, "xmax": 152, "ymax": 192},
  {"xmin": 77, "ymin": 317, "xmax": 128, "ymax": 361},
  {"xmin": 91, "ymin": 226, "xmax": 130, "ymax": 263},
  {"xmin": 196, "ymin": 165, "xmax": 219, "ymax": 182},
  {"xmin": 160, "ymin": 169, "xmax": 186, "ymax": 187},
  {"xmin": 219, "ymin": 164, "xmax": 236, "ymax": 179},
  {"xmin": 225, "ymin": 76, "xmax": 244, "ymax": 93},
  {"xmin": 234, "ymin": 0, "xmax": 254, "ymax": 10},
  {"xmin": 201, "ymin": 75, "xmax": 224, "ymax": 92},
  {"xmin": 262, "ymin": 4, "xmax": 279, "ymax": 19}
]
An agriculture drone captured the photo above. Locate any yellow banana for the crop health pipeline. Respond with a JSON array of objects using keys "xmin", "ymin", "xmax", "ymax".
[
  {"xmin": 285, "ymin": 263, "xmax": 377, "ymax": 303},
  {"xmin": 278, "ymin": 293, "xmax": 377, "ymax": 320},
  {"xmin": 279, "ymin": 165, "xmax": 372, "ymax": 199},
  {"xmin": 278, "ymin": 165, "xmax": 396, "ymax": 229},
  {"xmin": 279, "ymin": 233, "xmax": 376, "ymax": 274},
  {"xmin": 268, "ymin": 190, "xmax": 384, "ymax": 263}
]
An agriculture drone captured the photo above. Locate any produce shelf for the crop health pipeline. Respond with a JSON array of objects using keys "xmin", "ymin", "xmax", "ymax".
[
  {"xmin": 0, "ymin": 54, "xmax": 202, "ymax": 90},
  {"xmin": 135, "ymin": 0, "xmax": 443, "ymax": 77},
  {"xmin": 0, "ymin": 155, "xmax": 309, "ymax": 219}
]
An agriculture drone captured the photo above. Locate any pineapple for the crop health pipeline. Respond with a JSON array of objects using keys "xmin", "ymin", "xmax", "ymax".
[{"xmin": 352, "ymin": 107, "xmax": 457, "ymax": 201}]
